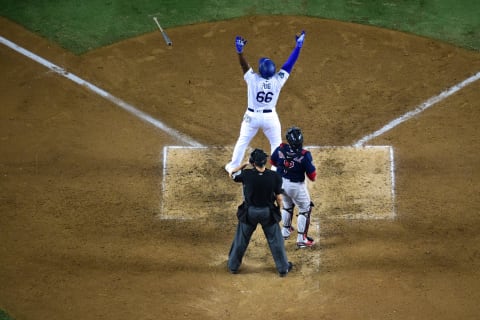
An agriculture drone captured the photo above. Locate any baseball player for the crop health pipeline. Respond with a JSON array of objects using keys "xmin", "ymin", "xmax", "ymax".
[
  {"xmin": 270, "ymin": 126, "xmax": 317, "ymax": 248},
  {"xmin": 224, "ymin": 30, "xmax": 306, "ymax": 175}
]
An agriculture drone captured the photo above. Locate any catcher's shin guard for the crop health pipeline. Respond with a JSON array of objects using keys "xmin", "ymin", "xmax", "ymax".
[
  {"xmin": 296, "ymin": 203, "xmax": 315, "ymax": 247},
  {"xmin": 297, "ymin": 202, "xmax": 314, "ymax": 237},
  {"xmin": 281, "ymin": 207, "xmax": 295, "ymax": 239}
]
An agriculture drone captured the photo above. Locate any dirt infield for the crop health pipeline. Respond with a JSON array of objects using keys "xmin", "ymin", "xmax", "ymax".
[
  {"xmin": 162, "ymin": 146, "xmax": 394, "ymax": 220},
  {"xmin": 1, "ymin": 15, "xmax": 480, "ymax": 320}
]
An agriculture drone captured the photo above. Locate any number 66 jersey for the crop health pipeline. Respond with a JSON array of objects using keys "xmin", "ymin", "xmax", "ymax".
[{"xmin": 245, "ymin": 68, "xmax": 290, "ymax": 111}]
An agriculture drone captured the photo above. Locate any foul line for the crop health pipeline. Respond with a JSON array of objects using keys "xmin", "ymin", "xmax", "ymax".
[
  {"xmin": 354, "ymin": 71, "xmax": 480, "ymax": 147},
  {"xmin": 0, "ymin": 36, "xmax": 203, "ymax": 147}
]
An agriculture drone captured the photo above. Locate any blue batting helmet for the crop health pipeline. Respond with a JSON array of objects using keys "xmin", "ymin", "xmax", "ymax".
[{"xmin": 258, "ymin": 58, "xmax": 276, "ymax": 79}]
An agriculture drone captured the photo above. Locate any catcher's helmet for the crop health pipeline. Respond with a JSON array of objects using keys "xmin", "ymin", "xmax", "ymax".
[
  {"xmin": 249, "ymin": 148, "xmax": 268, "ymax": 166},
  {"xmin": 258, "ymin": 58, "xmax": 276, "ymax": 79},
  {"xmin": 286, "ymin": 126, "xmax": 304, "ymax": 151}
]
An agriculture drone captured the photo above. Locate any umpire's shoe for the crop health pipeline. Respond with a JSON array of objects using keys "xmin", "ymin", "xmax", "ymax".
[{"xmin": 279, "ymin": 262, "xmax": 294, "ymax": 277}]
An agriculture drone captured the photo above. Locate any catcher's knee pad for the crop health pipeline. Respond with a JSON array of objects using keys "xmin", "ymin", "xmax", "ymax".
[{"xmin": 298, "ymin": 210, "xmax": 310, "ymax": 218}]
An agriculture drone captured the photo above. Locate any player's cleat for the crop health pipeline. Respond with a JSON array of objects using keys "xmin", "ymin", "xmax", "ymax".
[
  {"xmin": 282, "ymin": 226, "xmax": 294, "ymax": 240},
  {"xmin": 279, "ymin": 261, "xmax": 293, "ymax": 277},
  {"xmin": 224, "ymin": 164, "xmax": 233, "ymax": 175},
  {"xmin": 296, "ymin": 236, "xmax": 315, "ymax": 249}
]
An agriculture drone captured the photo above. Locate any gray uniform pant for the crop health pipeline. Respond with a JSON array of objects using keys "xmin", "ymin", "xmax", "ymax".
[{"xmin": 228, "ymin": 206, "xmax": 289, "ymax": 274}]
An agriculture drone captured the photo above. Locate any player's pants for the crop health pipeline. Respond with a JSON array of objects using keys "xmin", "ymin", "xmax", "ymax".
[
  {"xmin": 226, "ymin": 110, "xmax": 281, "ymax": 171},
  {"xmin": 228, "ymin": 206, "xmax": 289, "ymax": 274},
  {"xmin": 281, "ymin": 179, "xmax": 312, "ymax": 239},
  {"xmin": 282, "ymin": 179, "xmax": 311, "ymax": 213}
]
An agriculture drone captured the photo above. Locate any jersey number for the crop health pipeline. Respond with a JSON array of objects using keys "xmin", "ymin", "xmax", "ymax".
[{"xmin": 256, "ymin": 91, "xmax": 274, "ymax": 103}]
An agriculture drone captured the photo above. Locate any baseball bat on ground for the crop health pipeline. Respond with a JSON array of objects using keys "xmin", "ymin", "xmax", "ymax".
[{"xmin": 153, "ymin": 17, "xmax": 172, "ymax": 46}]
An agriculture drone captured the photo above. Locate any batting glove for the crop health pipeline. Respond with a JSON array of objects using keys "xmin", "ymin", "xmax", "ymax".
[
  {"xmin": 295, "ymin": 30, "xmax": 306, "ymax": 48},
  {"xmin": 235, "ymin": 36, "xmax": 247, "ymax": 54}
]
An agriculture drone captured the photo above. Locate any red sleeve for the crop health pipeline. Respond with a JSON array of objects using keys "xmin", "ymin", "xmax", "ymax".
[{"xmin": 307, "ymin": 171, "xmax": 316, "ymax": 181}]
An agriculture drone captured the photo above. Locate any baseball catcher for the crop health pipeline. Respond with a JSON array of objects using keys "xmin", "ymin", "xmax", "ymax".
[{"xmin": 270, "ymin": 126, "xmax": 317, "ymax": 248}]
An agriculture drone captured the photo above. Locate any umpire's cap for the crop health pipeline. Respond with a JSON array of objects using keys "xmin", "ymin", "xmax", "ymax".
[{"xmin": 249, "ymin": 148, "xmax": 268, "ymax": 166}]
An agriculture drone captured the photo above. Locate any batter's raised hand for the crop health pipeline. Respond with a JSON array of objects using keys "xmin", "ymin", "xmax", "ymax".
[
  {"xmin": 295, "ymin": 30, "xmax": 306, "ymax": 48},
  {"xmin": 235, "ymin": 36, "xmax": 247, "ymax": 53}
]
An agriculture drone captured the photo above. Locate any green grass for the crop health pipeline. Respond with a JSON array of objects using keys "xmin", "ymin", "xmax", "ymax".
[
  {"xmin": 0, "ymin": 0, "xmax": 479, "ymax": 54},
  {"xmin": 0, "ymin": 310, "xmax": 14, "ymax": 320}
]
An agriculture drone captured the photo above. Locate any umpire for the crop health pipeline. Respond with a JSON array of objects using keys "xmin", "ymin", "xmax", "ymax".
[{"xmin": 227, "ymin": 148, "xmax": 293, "ymax": 277}]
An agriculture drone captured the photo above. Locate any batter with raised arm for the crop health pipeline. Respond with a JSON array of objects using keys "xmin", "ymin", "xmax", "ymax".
[{"xmin": 224, "ymin": 31, "xmax": 306, "ymax": 174}]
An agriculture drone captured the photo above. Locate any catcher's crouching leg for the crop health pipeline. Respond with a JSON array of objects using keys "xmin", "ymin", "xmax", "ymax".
[
  {"xmin": 296, "ymin": 202, "xmax": 315, "ymax": 248},
  {"xmin": 281, "ymin": 206, "xmax": 295, "ymax": 240}
]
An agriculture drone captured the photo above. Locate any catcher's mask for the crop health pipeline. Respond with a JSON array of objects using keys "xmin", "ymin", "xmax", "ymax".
[
  {"xmin": 286, "ymin": 126, "xmax": 304, "ymax": 151},
  {"xmin": 258, "ymin": 57, "xmax": 276, "ymax": 79},
  {"xmin": 249, "ymin": 148, "xmax": 268, "ymax": 167}
]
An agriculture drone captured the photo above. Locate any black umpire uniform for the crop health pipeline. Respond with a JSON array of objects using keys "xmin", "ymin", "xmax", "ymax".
[{"xmin": 227, "ymin": 149, "xmax": 293, "ymax": 277}]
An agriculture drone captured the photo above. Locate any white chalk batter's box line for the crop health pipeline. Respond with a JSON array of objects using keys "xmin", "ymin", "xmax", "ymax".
[{"xmin": 160, "ymin": 145, "xmax": 396, "ymax": 221}]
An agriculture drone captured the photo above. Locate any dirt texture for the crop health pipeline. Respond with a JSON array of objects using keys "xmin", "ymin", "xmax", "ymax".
[{"xmin": 1, "ymin": 15, "xmax": 480, "ymax": 320}]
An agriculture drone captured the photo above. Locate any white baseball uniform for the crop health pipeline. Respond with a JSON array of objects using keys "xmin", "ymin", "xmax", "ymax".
[{"xmin": 225, "ymin": 68, "xmax": 290, "ymax": 173}]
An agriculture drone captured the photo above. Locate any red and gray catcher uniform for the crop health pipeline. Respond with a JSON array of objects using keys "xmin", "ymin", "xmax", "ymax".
[{"xmin": 271, "ymin": 142, "xmax": 317, "ymax": 246}]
